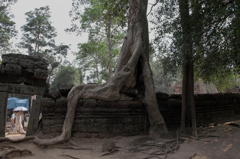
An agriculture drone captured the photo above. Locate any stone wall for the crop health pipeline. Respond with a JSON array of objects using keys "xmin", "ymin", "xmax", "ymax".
[
  {"xmin": 0, "ymin": 54, "xmax": 49, "ymax": 87},
  {"xmin": 41, "ymin": 86, "xmax": 147, "ymax": 137},
  {"xmin": 156, "ymin": 92, "xmax": 240, "ymax": 128}
]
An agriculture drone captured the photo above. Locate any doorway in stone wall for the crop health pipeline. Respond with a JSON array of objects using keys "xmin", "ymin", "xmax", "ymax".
[
  {"xmin": 5, "ymin": 94, "xmax": 36, "ymax": 139},
  {"xmin": 0, "ymin": 83, "xmax": 46, "ymax": 138}
]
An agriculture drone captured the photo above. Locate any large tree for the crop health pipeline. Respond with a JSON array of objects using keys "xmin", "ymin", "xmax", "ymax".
[
  {"xmin": 67, "ymin": 0, "xmax": 128, "ymax": 80},
  {"xmin": 18, "ymin": 6, "xmax": 70, "ymax": 83},
  {"xmin": 33, "ymin": 0, "xmax": 168, "ymax": 146},
  {"xmin": 18, "ymin": 6, "xmax": 57, "ymax": 55},
  {"xmin": 0, "ymin": 0, "xmax": 17, "ymax": 56}
]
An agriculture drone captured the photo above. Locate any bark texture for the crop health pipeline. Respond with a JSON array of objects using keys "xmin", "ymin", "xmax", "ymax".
[
  {"xmin": 33, "ymin": 0, "xmax": 167, "ymax": 146},
  {"xmin": 179, "ymin": 0, "xmax": 197, "ymax": 137}
]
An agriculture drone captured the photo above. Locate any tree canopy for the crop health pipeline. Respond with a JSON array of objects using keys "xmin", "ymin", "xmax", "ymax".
[
  {"xmin": 67, "ymin": 0, "xmax": 128, "ymax": 81},
  {"xmin": 0, "ymin": 0, "xmax": 17, "ymax": 56},
  {"xmin": 50, "ymin": 65, "xmax": 83, "ymax": 91},
  {"xmin": 151, "ymin": 0, "xmax": 240, "ymax": 92}
]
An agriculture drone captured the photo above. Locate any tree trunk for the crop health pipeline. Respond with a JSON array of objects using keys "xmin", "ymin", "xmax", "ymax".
[
  {"xmin": 107, "ymin": 23, "xmax": 113, "ymax": 80},
  {"xmin": 179, "ymin": 0, "xmax": 197, "ymax": 136},
  {"xmin": 33, "ymin": 0, "xmax": 167, "ymax": 146}
]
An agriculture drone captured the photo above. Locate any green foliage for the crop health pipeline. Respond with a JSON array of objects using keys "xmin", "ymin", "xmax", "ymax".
[
  {"xmin": 18, "ymin": 6, "xmax": 70, "ymax": 83},
  {"xmin": 0, "ymin": 0, "xmax": 17, "ymax": 55},
  {"xmin": 18, "ymin": 6, "xmax": 57, "ymax": 55},
  {"xmin": 67, "ymin": 0, "xmax": 128, "ymax": 82},
  {"xmin": 151, "ymin": 0, "xmax": 240, "ymax": 91},
  {"xmin": 50, "ymin": 65, "xmax": 83, "ymax": 91},
  {"xmin": 75, "ymin": 41, "xmax": 107, "ymax": 83},
  {"xmin": 18, "ymin": 6, "xmax": 69, "ymax": 61}
]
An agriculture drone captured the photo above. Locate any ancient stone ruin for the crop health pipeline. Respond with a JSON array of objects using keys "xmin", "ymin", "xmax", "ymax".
[
  {"xmin": 0, "ymin": 53, "xmax": 49, "ymax": 87},
  {"xmin": 1, "ymin": 53, "xmax": 240, "ymax": 138},
  {"xmin": 42, "ymin": 87, "xmax": 147, "ymax": 137},
  {"xmin": 0, "ymin": 54, "xmax": 49, "ymax": 137},
  {"xmin": 157, "ymin": 92, "xmax": 240, "ymax": 128}
]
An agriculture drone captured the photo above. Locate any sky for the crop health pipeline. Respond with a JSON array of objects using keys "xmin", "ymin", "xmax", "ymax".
[
  {"xmin": 10, "ymin": 0, "xmax": 88, "ymax": 62},
  {"xmin": 9, "ymin": 0, "xmax": 156, "ymax": 62}
]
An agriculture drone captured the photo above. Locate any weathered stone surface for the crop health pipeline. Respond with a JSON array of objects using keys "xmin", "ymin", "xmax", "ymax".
[
  {"xmin": 34, "ymin": 61, "xmax": 49, "ymax": 69},
  {"xmin": 56, "ymin": 97, "xmax": 68, "ymax": 107},
  {"xmin": 0, "ymin": 74, "xmax": 7, "ymax": 83},
  {"xmin": 42, "ymin": 98, "xmax": 56, "ymax": 107},
  {"xmin": 156, "ymin": 92, "xmax": 169, "ymax": 100},
  {"xmin": 2, "ymin": 56, "xmax": 19, "ymax": 65},
  {"xmin": 42, "ymin": 98, "xmax": 147, "ymax": 136},
  {"xmin": 21, "ymin": 69, "xmax": 34, "ymax": 78},
  {"xmin": 83, "ymin": 99, "xmax": 96, "ymax": 107},
  {"xmin": 5, "ymin": 64, "xmax": 22, "ymax": 75},
  {"xmin": 19, "ymin": 59, "xmax": 34, "ymax": 68},
  {"xmin": 6, "ymin": 75, "xmax": 24, "ymax": 84},
  {"xmin": 0, "ymin": 74, "xmax": 23, "ymax": 84},
  {"xmin": 0, "ymin": 65, "xmax": 5, "ymax": 74},
  {"xmin": 34, "ymin": 79, "xmax": 48, "ymax": 87},
  {"xmin": 34, "ymin": 69, "xmax": 48, "ymax": 80},
  {"xmin": 48, "ymin": 91, "xmax": 61, "ymax": 99}
]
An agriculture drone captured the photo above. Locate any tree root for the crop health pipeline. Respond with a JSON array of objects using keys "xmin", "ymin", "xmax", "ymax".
[
  {"xmin": 0, "ymin": 136, "xmax": 35, "ymax": 143},
  {"xmin": 52, "ymin": 146, "xmax": 92, "ymax": 150},
  {"xmin": 189, "ymin": 153, "xmax": 197, "ymax": 159},
  {"xmin": 100, "ymin": 149, "xmax": 119, "ymax": 157},
  {"xmin": 144, "ymin": 130, "xmax": 181, "ymax": 159},
  {"xmin": 60, "ymin": 154, "xmax": 81, "ymax": 159},
  {"xmin": 0, "ymin": 146, "xmax": 32, "ymax": 159},
  {"xmin": 33, "ymin": 68, "xmax": 136, "ymax": 146}
]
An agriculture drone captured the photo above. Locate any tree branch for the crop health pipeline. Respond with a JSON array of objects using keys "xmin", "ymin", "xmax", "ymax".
[{"xmin": 147, "ymin": 0, "xmax": 160, "ymax": 16}]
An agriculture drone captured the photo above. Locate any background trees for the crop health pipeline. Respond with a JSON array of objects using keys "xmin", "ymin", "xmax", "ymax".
[
  {"xmin": 150, "ymin": 0, "xmax": 240, "ymax": 135},
  {"xmin": 17, "ymin": 6, "xmax": 70, "ymax": 84},
  {"xmin": 0, "ymin": 0, "xmax": 17, "ymax": 57},
  {"xmin": 67, "ymin": 0, "xmax": 128, "ymax": 82},
  {"xmin": 50, "ymin": 65, "xmax": 83, "ymax": 91}
]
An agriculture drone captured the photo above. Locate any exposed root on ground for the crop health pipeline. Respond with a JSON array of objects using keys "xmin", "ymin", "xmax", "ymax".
[
  {"xmin": 52, "ymin": 146, "xmax": 92, "ymax": 150},
  {"xmin": 0, "ymin": 136, "xmax": 35, "ymax": 143},
  {"xmin": 144, "ymin": 130, "xmax": 181, "ymax": 159},
  {"xmin": 100, "ymin": 149, "xmax": 119, "ymax": 157},
  {"xmin": 0, "ymin": 146, "xmax": 32, "ymax": 159},
  {"xmin": 60, "ymin": 154, "xmax": 81, "ymax": 159}
]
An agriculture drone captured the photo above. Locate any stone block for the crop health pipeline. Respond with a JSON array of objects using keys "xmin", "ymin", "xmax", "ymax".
[
  {"xmin": 33, "ymin": 79, "xmax": 48, "ymax": 87},
  {"xmin": 169, "ymin": 94, "xmax": 182, "ymax": 99},
  {"xmin": 83, "ymin": 99, "xmax": 96, "ymax": 107},
  {"xmin": 48, "ymin": 91, "xmax": 61, "ymax": 99},
  {"xmin": 156, "ymin": 92, "xmax": 169, "ymax": 100},
  {"xmin": 5, "ymin": 64, "xmax": 22, "ymax": 75},
  {"xmin": 7, "ymin": 75, "xmax": 24, "ymax": 84},
  {"xmin": 0, "ymin": 74, "xmax": 8, "ymax": 83},
  {"xmin": 55, "ymin": 106, "xmax": 67, "ymax": 114},
  {"xmin": 22, "ymin": 69, "xmax": 34, "ymax": 77},
  {"xmin": 56, "ymin": 97, "xmax": 67, "ymax": 107},
  {"xmin": 19, "ymin": 59, "xmax": 34, "ymax": 68},
  {"xmin": 0, "ymin": 65, "xmax": 5, "ymax": 74},
  {"xmin": 0, "ymin": 74, "xmax": 23, "ymax": 84},
  {"xmin": 34, "ymin": 69, "xmax": 48, "ymax": 80},
  {"xmin": 34, "ymin": 61, "xmax": 49, "ymax": 69},
  {"xmin": 2, "ymin": 55, "xmax": 19, "ymax": 64},
  {"xmin": 42, "ymin": 98, "xmax": 56, "ymax": 107}
]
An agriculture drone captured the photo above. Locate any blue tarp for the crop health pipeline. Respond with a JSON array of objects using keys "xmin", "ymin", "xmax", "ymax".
[{"xmin": 7, "ymin": 97, "xmax": 29, "ymax": 110}]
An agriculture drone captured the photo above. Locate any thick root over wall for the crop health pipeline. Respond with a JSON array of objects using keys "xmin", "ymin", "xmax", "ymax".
[{"xmin": 33, "ymin": 0, "xmax": 167, "ymax": 146}]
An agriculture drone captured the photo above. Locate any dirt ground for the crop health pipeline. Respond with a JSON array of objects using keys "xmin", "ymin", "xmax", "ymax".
[{"xmin": 1, "ymin": 120, "xmax": 240, "ymax": 159}]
